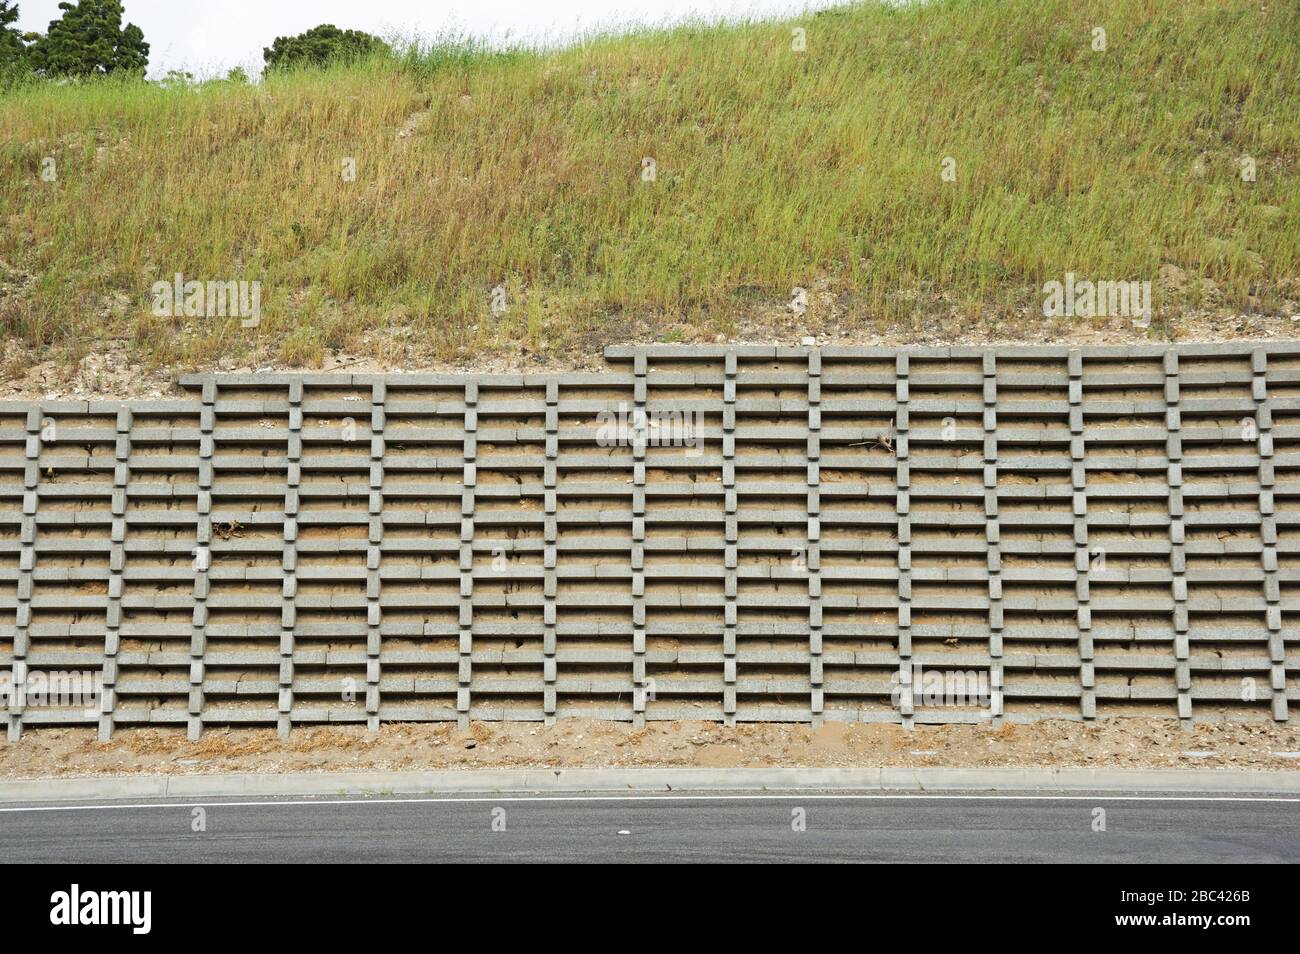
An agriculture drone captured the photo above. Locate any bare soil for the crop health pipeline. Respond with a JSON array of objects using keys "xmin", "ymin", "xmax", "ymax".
[
  {"xmin": 3, "ymin": 297, "xmax": 1298, "ymax": 401},
  {"xmin": 3, "ymin": 718, "xmax": 1299, "ymax": 780}
]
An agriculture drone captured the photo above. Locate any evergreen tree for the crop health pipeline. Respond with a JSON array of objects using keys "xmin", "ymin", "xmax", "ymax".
[
  {"xmin": 263, "ymin": 24, "xmax": 387, "ymax": 72},
  {"xmin": 0, "ymin": 1, "xmax": 26, "ymax": 68},
  {"xmin": 27, "ymin": 0, "xmax": 148, "ymax": 76}
]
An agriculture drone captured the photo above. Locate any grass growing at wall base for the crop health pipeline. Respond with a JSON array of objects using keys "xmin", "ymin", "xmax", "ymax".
[{"xmin": 0, "ymin": 0, "xmax": 1297, "ymax": 371}]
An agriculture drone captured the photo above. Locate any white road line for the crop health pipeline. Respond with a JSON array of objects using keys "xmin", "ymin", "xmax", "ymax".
[{"xmin": 2, "ymin": 793, "xmax": 1299, "ymax": 812}]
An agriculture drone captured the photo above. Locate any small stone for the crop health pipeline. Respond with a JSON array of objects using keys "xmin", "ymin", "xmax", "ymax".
[{"xmin": 464, "ymin": 740, "xmax": 477, "ymax": 749}]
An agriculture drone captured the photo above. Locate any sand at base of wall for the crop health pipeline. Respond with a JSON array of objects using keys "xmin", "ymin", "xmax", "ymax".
[{"xmin": 2, "ymin": 718, "xmax": 1299, "ymax": 779}]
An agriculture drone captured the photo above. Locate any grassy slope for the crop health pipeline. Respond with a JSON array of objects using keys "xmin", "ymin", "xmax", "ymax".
[{"xmin": 0, "ymin": 0, "xmax": 1297, "ymax": 370}]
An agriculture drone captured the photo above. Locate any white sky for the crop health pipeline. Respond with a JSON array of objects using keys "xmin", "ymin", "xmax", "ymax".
[{"xmin": 15, "ymin": 0, "xmax": 846, "ymax": 78}]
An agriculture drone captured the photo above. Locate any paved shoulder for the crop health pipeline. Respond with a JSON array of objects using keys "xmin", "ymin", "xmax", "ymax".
[{"xmin": 3, "ymin": 792, "xmax": 1297, "ymax": 863}]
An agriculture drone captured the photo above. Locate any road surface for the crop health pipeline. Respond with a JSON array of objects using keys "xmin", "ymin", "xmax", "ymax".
[{"xmin": 3, "ymin": 791, "xmax": 1296, "ymax": 863}]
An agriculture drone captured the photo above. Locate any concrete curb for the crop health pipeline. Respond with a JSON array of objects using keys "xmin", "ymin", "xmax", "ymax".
[{"xmin": 2, "ymin": 767, "xmax": 1299, "ymax": 802}]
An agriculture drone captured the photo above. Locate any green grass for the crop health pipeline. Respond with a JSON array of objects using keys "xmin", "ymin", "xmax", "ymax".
[{"xmin": 0, "ymin": 0, "xmax": 1297, "ymax": 370}]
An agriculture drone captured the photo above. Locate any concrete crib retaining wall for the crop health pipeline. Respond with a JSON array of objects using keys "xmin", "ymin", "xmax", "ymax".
[{"xmin": 1, "ymin": 343, "xmax": 1297, "ymax": 740}]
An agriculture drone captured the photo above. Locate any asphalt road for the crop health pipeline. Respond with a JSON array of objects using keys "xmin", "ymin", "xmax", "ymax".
[{"xmin": 2, "ymin": 792, "xmax": 1297, "ymax": 863}]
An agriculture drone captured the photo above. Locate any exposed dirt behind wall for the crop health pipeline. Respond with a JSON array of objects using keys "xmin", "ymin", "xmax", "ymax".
[
  {"xmin": 3, "ymin": 300, "xmax": 1298, "ymax": 400},
  {"xmin": 3, "ymin": 719, "xmax": 1300, "ymax": 780}
]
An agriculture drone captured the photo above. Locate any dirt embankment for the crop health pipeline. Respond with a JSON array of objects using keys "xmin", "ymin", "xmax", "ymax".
[
  {"xmin": 3, "ymin": 718, "xmax": 1299, "ymax": 780},
  {"xmin": 3, "ymin": 289, "xmax": 1297, "ymax": 401}
]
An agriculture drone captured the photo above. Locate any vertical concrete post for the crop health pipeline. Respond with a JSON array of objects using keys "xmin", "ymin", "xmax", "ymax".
[
  {"xmin": 9, "ymin": 407, "xmax": 43, "ymax": 741},
  {"xmin": 894, "ymin": 353, "xmax": 913, "ymax": 728},
  {"xmin": 982, "ymin": 354, "xmax": 1004, "ymax": 726},
  {"xmin": 1164, "ymin": 350, "xmax": 1191, "ymax": 724},
  {"xmin": 1068, "ymin": 350, "xmax": 1096, "ymax": 720},
  {"xmin": 722, "ymin": 352, "xmax": 738, "ymax": 725},
  {"xmin": 189, "ymin": 380, "xmax": 216, "ymax": 741},
  {"xmin": 458, "ymin": 382, "xmax": 477, "ymax": 730},
  {"xmin": 278, "ymin": 380, "xmax": 302, "ymax": 740},
  {"xmin": 807, "ymin": 349, "xmax": 824, "ymax": 726},
  {"xmin": 543, "ymin": 380, "xmax": 558, "ymax": 725},
  {"xmin": 366, "ymin": 382, "xmax": 386, "ymax": 733},
  {"xmin": 631, "ymin": 354, "xmax": 648, "ymax": 727},
  {"xmin": 100, "ymin": 406, "xmax": 131, "ymax": 741},
  {"xmin": 1251, "ymin": 349, "xmax": 1286, "ymax": 721}
]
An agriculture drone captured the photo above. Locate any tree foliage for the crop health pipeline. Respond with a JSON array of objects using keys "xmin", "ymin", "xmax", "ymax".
[
  {"xmin": 27, "ymin": 0, "xmax": 148, "ymax": 76},
  {"xmin": 263, "ymin": 23, "xmax": 388, "ymax": 72},
  {"xmin": 0, "ymin": 1, "xmax": 25, "ymax": 68}
]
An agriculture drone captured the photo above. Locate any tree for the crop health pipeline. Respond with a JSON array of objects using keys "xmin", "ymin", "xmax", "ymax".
[
  {"xmin": 27, "ymin": 0, "xmax": 148, "ymax": 76},
  {"xmin": 159, "ymin": 68, "xmax": 193, "ymax": 88},
  {"xmin": 0, "ymin": 1, "xmax": 26, "ymax": 68},
  {"xmin": 263, "ymin": 24, "xmax": 388, "ymax": 72}
]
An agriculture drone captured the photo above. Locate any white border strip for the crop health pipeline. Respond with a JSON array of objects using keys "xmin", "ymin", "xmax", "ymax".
[
  {"xmin": 4, "ymin": 792, "xmax": 1300, "ymax": 814},
  {"xmin": 2, "ymin": 766, "xmax": 1299, "ymax": 803}
]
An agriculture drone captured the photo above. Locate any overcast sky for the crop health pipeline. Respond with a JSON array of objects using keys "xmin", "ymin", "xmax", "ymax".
[{"xmin": 15, "ymin": 0, "xmax": 845, "ymax": 78}]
